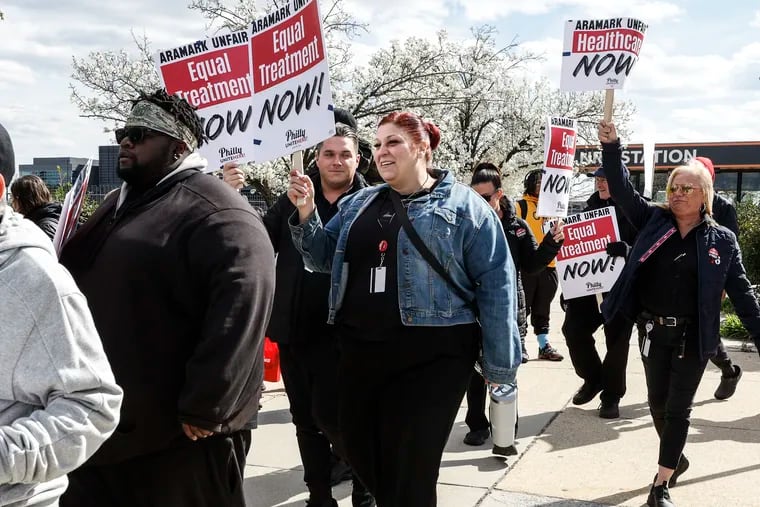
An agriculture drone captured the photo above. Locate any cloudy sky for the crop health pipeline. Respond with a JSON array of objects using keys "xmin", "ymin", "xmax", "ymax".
[{"xmin": 1, "ymin": 0, "xmax": 759, "ymax": 170}]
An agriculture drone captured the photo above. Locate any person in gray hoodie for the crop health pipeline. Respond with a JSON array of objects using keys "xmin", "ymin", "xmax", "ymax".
[{"xmin": 0, "ymin": 122, "xmax": 123, "ymax": 506}]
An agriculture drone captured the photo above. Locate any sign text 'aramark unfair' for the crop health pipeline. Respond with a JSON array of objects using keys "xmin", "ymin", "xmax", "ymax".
[
  {"xmin": 556, "ymin": 206, "xmax": 624, "ymax": 299},
  {"xmin": 560, "ymin": 17, "xmax": 647, "ymax": 91},
  {"xmin": 537, "ymin": 116, "xmax": 577, "ymax": 218},
  {"xmin": 250, "ymin": 0, "xmax": 335, "ymax": 162}
]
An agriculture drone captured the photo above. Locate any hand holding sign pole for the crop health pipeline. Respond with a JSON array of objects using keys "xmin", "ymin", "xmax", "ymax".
[{"xmin": 288, "ymin": 149, "xmax": 316, "ymax": 222}]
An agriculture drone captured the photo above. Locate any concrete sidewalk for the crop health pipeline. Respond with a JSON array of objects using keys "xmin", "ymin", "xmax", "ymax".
[{"xmin": 243, "ymin": 300, "xmax": 760, "ymax": 506}]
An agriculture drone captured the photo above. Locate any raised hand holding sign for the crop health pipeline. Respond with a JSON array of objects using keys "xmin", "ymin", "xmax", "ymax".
[{"xmin": 287, "ymin": 153, "xmax": 315, "ymax": 221}]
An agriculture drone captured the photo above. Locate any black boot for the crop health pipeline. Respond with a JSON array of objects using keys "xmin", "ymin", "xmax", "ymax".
[
  {"xmin": 647, "ymin": 479, "xmax": 675, "ymax": 507},
  {"xmin": 669, "ymin": 455, "xmax": 690, "ymax": 487},
  {"xmin": 715, "ymin": 364, "xmax": 742, "ymax": 400}
]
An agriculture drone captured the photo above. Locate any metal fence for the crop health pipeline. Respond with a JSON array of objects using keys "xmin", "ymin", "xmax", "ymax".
[{"xmin": 84, "ymin": 184, "xmax": 270, "ymax": 213}]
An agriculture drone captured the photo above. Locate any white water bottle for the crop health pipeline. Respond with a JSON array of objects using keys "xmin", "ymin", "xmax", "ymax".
[{"xmin": 489, "ymin": 383, "xmax": 518, "ymax": 456}]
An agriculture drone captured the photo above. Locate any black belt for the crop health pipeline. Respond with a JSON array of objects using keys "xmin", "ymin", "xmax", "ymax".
[{"xmin": 639, "ymin": 312, "xmax": 691, "ymax": 327}]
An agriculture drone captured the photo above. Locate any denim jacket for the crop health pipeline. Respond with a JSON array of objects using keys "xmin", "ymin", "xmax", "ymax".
[{"xmin": 288, "ymin": 170, "xmax": 522, "ymax": 384}]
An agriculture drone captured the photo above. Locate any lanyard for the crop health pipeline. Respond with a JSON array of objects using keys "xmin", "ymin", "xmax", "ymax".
[{"xmin": 639, "ymin": 227, "xmax": 676, "ymax": 263}]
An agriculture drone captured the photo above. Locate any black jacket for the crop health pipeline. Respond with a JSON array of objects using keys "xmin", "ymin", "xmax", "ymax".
[
  {"xmin": 500, "ymin": 197, "xmax": 561, "ymax": 275},
  {"xmin": 263, "ymin": 172, "xmax": 367, "ymax": 344},
  {"xmin": 599, "ymin": 141, "xmax": 760, "ymax": 359},
  {"xmin": 712, "ymin": 193, "xmax": 738, "ymax": 236},
  {"xmin": 60, "ymin": 169, "xmax": 275, "ymax": 464},
  {"xmin": 26, "ymin": 202, "xmax": 61, "ymax": 240},
  {"xmin": 500, "ymin": 198, "xmax": 562, "ymax": 336}
]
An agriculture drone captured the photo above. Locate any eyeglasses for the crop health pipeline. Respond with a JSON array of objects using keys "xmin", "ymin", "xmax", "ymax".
[
  {"xmin": 480, "ymin": 193, "xmax": 494, "ymax": 201},
  {"xmin": 667, "ymin": 184, "xmax": 700, "ymax": 195},
  {"xmin": 115, "ymin": 126, "xmax": 158, "ymax": 145}
]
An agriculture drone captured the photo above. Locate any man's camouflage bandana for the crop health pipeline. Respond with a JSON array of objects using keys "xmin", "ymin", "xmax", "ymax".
[{"xmin": 125, "ymin": 100, "xmax": 198, "ymax": 150}]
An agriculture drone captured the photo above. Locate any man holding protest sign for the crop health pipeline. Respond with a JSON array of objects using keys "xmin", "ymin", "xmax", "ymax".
[
  {"xmin": 561, "ymin": 165, "xmax": 638, "ymax": 419},
  {"xmin": 223, "ymin": 119, "xmax": 375, "ymax": 507},
  {"xmin": 59, "ymin": 90, "xmax": 275, "ymax": 507},
  {"xmin": 0, "ymin": 122, "xmax": 123, "ymax": 507}
]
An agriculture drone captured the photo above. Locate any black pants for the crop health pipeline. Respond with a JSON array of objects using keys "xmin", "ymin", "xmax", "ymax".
[
  {"xmin": 637, "ymin": 323, "xmax": 708, "ymax": 470},
  {"xmin": 337, "ymin": 329, "xmax": 478, "ymax": 507},
  {"xmin": 465, "ymin": 369, "xmax": 489, "ymax": 432},
  {"xmin": 522, "ymin": 267, "xmax": 558, "ymax": 335},
  {"xmin": 563, "ymin": 296, "xmax": 633, "ymax": 402},
  {"xmin": 279, "ymin": 340, "xmax": 345, "ymax": 503},
  {"xmin": 61, "ymin": 430, "xmax": 251, "ymax": 507},
  {"xmin": 710, "ymin": 340, "xmax": 733, "ymax": 373}
]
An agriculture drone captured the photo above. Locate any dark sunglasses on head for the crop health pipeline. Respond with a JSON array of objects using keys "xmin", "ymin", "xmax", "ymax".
[{"xmin": 115, "ymin": 126, "xmax": 158, "ymax": 145}]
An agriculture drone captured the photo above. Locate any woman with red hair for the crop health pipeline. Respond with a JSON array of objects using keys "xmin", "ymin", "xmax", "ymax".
[{"xmin": 288, "ymin": 111, "xmax": 522, "ymax": 506}]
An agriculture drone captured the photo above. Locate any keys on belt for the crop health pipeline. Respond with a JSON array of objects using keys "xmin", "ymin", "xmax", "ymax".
[{"xmin": 638, "ymin": 313, "xmax": 689, "ymax": 359}]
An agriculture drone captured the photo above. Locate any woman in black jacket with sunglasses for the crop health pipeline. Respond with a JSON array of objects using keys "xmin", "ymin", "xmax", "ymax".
[{"xmin": 598, "ymin": 120, "xmax": 760, "ymax": 507}]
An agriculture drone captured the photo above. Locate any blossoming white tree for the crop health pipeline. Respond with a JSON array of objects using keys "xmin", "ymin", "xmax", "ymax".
[{"xmin": 69, "ymin": 1, "xmax": 634, "ymax": 204}]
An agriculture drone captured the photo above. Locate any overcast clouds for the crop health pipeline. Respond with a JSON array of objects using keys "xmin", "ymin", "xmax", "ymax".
[{"xmin": 1, "ymin": 0, "xmax": 759, "ymax": 171}]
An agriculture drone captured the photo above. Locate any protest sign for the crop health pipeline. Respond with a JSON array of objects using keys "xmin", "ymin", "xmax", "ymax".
[
  {"xmin": 560, "ymin": 17, "xmax": 647, "ymax": 92},
  {"xmin": 537, "ymin": 116, "xmax": 577, "ymax": 218},
  {"xmin": 556, "ymin": 206, "xmax": 624, "ymax": 299},
  {"xmin": 249, "ymin": 0, "xmax": 335, "ymax": 162},
  {"xmin": 156, "ymin": 30, "xmax": 253, "ymax": 171},
  {"xmin": 53, "ymin": 159, "xmax": 92, "ymax": 256}
]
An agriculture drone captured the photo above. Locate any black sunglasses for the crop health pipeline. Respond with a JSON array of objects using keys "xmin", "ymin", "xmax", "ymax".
[
  {"xmin": 115, "ymin": 126, "xmax": 158, "ymax": 145},
  {"xmin": 480, "ymin": 193, "xmax": 494, "ymax": 201}
]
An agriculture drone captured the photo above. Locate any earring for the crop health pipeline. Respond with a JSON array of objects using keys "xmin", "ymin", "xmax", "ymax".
[{"xmin": 173, "ymin": 153, "xmax": 180, "ymax": 161}]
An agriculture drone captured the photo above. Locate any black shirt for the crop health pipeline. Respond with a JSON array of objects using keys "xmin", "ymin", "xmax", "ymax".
[
  {"xmin": 338, "ymin": 176, "xmax": 447, "ymax": 341},
  {"xmin": 338, "ymin": 189, "xmax": 403, "ymax": 339},
  {"xmin": 636, "ymin": 223, "xmax": 699, "ymax": 319},
  {"xmin": 294, "ymin": 186, "xmax": 353, "ymax": 340}
]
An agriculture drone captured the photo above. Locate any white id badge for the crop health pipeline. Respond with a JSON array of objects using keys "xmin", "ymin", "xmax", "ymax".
[
  {"xmin": 370, "ymin": 267, "xmax": 386, "ymax": 293},
  {"xmin": 642, "ymin": 337, "xmax": 651, "ymax": 358}
]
